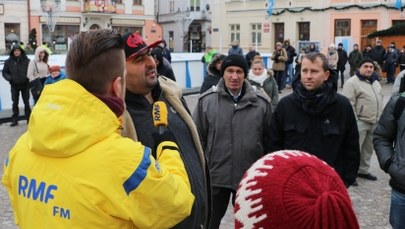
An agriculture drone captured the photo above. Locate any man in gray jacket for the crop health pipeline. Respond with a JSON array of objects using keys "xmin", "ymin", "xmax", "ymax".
[
  {"xmin": 374, "ymin": 75, "xmax": 405, "ymax": 228},
  {"xmin": 193, "ymin": 54, "xmax": 272, "ymax": 229},
  {"xmin": 343, "ymin": 58, "xmax": 383, "ymax": 182}
]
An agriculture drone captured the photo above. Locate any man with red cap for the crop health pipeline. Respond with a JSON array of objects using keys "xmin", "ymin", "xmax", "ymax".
[{"xmin": 121, "ymin": 32, "xmax": 210, "ymax": 229}]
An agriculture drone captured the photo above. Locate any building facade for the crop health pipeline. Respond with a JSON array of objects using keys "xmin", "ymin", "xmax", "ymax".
[
  {"xmin": 0, "ymin": 0, "xmax": 160, "ymax": 54},
  {"xmin": 156, "ymin": 0, "xmax": 212, "ymax": 52},
  {"xmin": 211, "ymin": 0, "xmax": 405, "ymax": 54}
]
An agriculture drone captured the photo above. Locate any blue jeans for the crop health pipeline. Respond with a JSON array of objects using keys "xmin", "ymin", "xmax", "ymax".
[{"xmin": 390, "ymin": 189, "xmax": 405, "ymax": 229}]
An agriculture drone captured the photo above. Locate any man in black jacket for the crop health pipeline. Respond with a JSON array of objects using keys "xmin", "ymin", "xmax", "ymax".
[
  {"xmin": 268, "ymin": 52, "xmax": 360, "ymax": 187},
  {"xmin": 2, "ymin": 44, "xmax": 31, "ymax": 126},
  {"xmin": 337, "ymin": 43, "xmax": 348, "ymax": 88}
]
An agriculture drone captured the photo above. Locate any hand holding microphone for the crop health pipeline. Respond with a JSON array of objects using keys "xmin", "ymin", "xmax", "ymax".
[{"xmin": 152, "ymin": 101, "xmax": 177, "ymax": 158}]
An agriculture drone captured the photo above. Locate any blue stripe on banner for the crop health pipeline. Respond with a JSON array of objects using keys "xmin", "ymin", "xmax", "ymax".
[
  {"xmin": 395, "ymin": 0, "xmax": 402, "ymax": 9},
  {"xmin": 268, "ymin": 0, "xmax": 274, "ymax": 16},
  {"xmin": 123, "ymin": 147, "xmax": 152, "ymax": 195},
  {"xmin": 185, "ymin": 61, "xmax": 191, "ymax": 88}
]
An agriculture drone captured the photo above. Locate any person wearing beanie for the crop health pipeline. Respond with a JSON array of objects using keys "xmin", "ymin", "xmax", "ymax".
[
  {"xmin": 342, "ymin": 57, "xmax": 383, "ymax": 183},
  {"xmin": 150, "ymin": 47, "xmax": 176, "ymax": 81},
  {"xmin": 200, "ymin": 53, "xmax": 226, "ymax": 93},
  {"xmin": 120, "ymin": 32, "xmax": 210, "ymax": 229},
  {"xmin": 268, "ymin": 52, "xmax": 360, "ymax": 187},
  {"xmin": 44, "ymin": 65, "xmax": 66, "ymax": 85},
  {"xmin": 2, "ymin": 29, "xmax": 194, "ymax": 229},
  {"xmin": 337, "ymin": 42, "xmax": 348, "ymax": 88},
  {"xmin": 193, "ymin": 54, "xmax": 272, "ymax": 229},
  {"xmin": 348, "ymin": 44, "xmax": 363, "ymax": 77},
  {"xmin": 235, "ymin": 150, "xmax": 360, "ymax": 229},
  {"xmin": 2, "ymin": 44, "xmax": 31, "ymax": 127}
]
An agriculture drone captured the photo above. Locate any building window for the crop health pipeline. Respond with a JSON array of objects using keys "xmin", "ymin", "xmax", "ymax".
[
  {"xmin": 298, "ymin": 22, "xmax": 310, "ymax": 41},
  {"xmin": 393, "ymin": 20, "xmax": 405, "ymax": 25},
  {"xmin": 251, "ymin": 23, "xmax": 262, "ymax": 46},
  {"xmin": 360, "ymin": 20, "xmax": 377, "ymax": 49},
  {"xmin": 230, "ymin": 24, "xmax": 240, "ymax": 44},
  {"xmin": 133, "ymin": 0, "xmax": 142, "ymax": 6},
  {"xmin": 335, "ymin": 19, "xmax": 351, "ymax": 36},
  {"xmin": 190, "ymin": 0, "xmax": 200, "ymax": 11}
]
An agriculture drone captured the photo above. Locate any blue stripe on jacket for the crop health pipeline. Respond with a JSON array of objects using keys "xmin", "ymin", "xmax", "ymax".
[{"xmin": 123, "ymin": 147, "xmax": 152, "ymax": 195}]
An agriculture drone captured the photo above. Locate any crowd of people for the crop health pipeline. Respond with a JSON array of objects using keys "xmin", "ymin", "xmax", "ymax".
[{"xmin": 2, "ymin": 30, "xmax": 405, "ymax": 229}]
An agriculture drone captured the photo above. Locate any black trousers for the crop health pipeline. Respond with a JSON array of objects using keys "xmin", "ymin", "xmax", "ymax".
[
  {"xmin": 209, "ymin": 187, "xmax": 235, "ymax": 229},
  {"xmin": 11, "ymin": 85, "xmax": 31, "ymax": 120},
  {"xmin": 338, "ymin": 69, "xmax": 345, "ymax": 86},
  {"xmin": 274, "ymin": 70, "xmax": 284, "ymax": 91}
]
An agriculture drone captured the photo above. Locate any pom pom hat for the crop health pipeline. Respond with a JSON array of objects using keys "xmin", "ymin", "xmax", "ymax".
[
  {"xmin": 235, "ymin": 150, "xmax": 359, "ymax": 229},
  {"xmin": 49, "ymin": 65, "xmax": 61, "ymax": 73}
]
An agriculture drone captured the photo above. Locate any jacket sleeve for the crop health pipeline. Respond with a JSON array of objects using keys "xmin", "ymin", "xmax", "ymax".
[
  {"xmin": 341, "ymin": 80, "xmax": 358, "ymax": 117},
  {"xmin": 335, "ymin": 102, "xmax": 360, "ymax": 187},
  {"xmin": 2, "ymin": 60, "xmax": 11, "ymax": 82},
  {"xmin": 373, "ymin": 96, "xmax": 397, "ymax": 173},
  {"xmin": 192, "ymin": 100, "xmax": 208, "ymax": 151},
  {"xmin": 270, "ymin": 77, "xmax": 279, "ymax": 110},
  {"xmin": 26, "ymin": 60, "xmax": 37, "ymax": 82},
  {"xmin": 125, "ymin": 142, "xmax": 194, "ymax": 228},
  {"xmin": 267, "ymin": 102, "xmax": 285, "ymax": 153}
]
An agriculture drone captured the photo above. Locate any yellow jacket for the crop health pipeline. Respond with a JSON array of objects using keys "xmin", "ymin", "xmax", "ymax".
[{"xmin": 2, "ymin": 79, "xmax": 194, "ymax": 229}]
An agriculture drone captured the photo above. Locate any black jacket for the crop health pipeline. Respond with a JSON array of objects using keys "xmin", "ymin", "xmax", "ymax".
[
  {"xmin": 337, "ymin": 48, "xmax": 348, "ymax": 71},
  {"xmin": 372, "ymin": 45, "xmax": 386, "ymax": 66},
  {"xmin": 2, "ymin": 45, "xmax": 30, "ymax": 86},
  {"xmin": 268, "ymin": 81, "xmax": 360, "ymax": 186}
]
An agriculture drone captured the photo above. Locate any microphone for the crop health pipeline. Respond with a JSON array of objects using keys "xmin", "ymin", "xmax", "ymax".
[{"xmin": 152, "ymin": 101, "xmax": 168, "ymax": 134}]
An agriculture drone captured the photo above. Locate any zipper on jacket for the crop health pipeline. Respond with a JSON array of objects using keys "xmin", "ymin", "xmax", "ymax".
[{"xmin": 371, "ymin": 83, "xmax": 380, "ymax": 123}]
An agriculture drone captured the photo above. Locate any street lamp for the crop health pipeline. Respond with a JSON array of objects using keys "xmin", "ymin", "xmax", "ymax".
[
  {"xmin": 41, "ymin": 0, "xmax": 61, "ymax": 45},
  {"xmin": 174, "ymin": 7, "xmax": 193, "ymax": 52}
]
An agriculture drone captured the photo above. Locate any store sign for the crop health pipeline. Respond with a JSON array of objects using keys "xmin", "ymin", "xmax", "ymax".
[
  {"xmin": 40, "ymin": 17, "xmax": 81, "ymax": 24},
  {"xmin": 112, "ymin": 19, "xmax": 144, "ymax": 26}
]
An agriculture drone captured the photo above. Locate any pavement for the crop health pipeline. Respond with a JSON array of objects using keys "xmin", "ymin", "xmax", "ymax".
[{"xmin": 0, "ymin": 79, "xmax": 396, "ymax": 229}]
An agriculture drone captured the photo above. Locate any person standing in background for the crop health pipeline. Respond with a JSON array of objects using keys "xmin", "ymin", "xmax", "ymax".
[
  {"xmin": 283, "ymin": 39, "xmax": 297, "ymax": 89},
  {"xmin": 372, "ymin": 40, "xmax": 386, "ymax": 68},
  {"xmin": 27, "ymin": 46, "xmax": 50, "ymax": 102},
  {"xmin": 337, "ymin": 43, "xmax": 348, "ymax": 88},
  {"xmin": 348, "ymin": 44, "xmax": 363, "ymax": 76},
  {"xmin": 200, "ymin": 54, "xmax": 226, "ymax": 94},
  {"xmin": 228, "ymin": 40, "xmax": 243, "ymax": 56},
  {"xmin": 271, "ymin": 42, "xmax": 288, "ymax": 94},
  {"xmin": 158, "ymin": 39, "xmax": 172, "ymax": 63},
  {"xmin": 342, "ymin": 58, "xmax": 383, "ymax": 183},
  {"xmin": 2, "ymin": 44, "xmax": 31, "ymax": 127},
  {"xmin": 245, "ymin": 45, "xmax": 260, "ymax": 68}
]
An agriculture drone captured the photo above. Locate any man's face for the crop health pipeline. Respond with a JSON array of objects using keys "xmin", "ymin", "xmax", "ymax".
[
  {"xmin": 13, "ymin": 49, "xmax": 21, "ymax": 57},
  {"xmin": 353, "ymin": 45, "xmax": 358, "ymax": 50},
  {"xmin": 125, "ymin": 49, "xmax": 158, "ymax": 95},
  {"xmin": 223, "ymin": 66, "xmax": 245, "ymax": 94},
  {"xmin": 300, "ymin": 57, "xmax": 330, "ymax": 91},
  {"xmin": 358, "ymin": 62, "xmax": 374, "ymax": 78}
]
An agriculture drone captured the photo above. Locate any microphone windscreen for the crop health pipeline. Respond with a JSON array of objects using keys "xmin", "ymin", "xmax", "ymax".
[{"xmin": 152, "ymin": 101, "xmax": 168, "ymax": 128}]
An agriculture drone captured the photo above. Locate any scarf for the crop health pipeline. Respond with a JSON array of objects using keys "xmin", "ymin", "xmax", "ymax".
[
  {"xmin": 248, "ymin": 69, "xmax": 268, "ymax": 86},
  {"xmin": 94, "ymin": 94, "xmax": 125, "ymax": 117},
  {"xmin": 294, "ymin": 80, "xmax": 337, "ymax": 115},
  {"xmin": 356, "ymin": 70, "xmax": 378, "ymax": 84}
]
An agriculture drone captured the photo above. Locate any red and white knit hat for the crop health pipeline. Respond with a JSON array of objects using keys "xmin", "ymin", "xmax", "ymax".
[{"xmin": 234, "ymin": 150, "xmax": 359, "ymax": 229}]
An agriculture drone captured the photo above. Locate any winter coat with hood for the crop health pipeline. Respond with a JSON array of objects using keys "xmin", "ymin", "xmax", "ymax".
[
  {"xmin": 193, "ymin": 78, "xmax": 272, "ymax": 190},
  {"xmin": 268, "ymin": 76, "xmax": 360, "ymax": 187},
  {"xmin": 2, "ymin": 45, "xmax": 30, "ymax": 86},
  {"xmin": 342, "ymin": 71, "xmax": 383, "ymax": 124},
  {"xmin": 1, "ymin": 79, "xmax": 194, "ymax": 229},
  {"xmin": 27, "ymin": 46, "xmax": 49, "ymax": 82},
  {"xmin": 271, "ymin": 47, "xmax": 288, "ymax": 71},
  {"xmin": 337, "ymin": 47, "xmax": 348, "ymax": 71},
  {"xmin": 374, "ymin": 91, "xmax": 405, "ymax": 194},
  {"xmin": 200, "ymin": 54, "xmax": 226, "ymax": 94}
]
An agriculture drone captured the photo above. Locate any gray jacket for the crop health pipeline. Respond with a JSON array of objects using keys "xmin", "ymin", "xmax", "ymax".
[
  {"xmin": 193, "ymin": 78, "xmax": 272, "ymax": 190},
  {"xmin": 374, "ymin": 93, "xmax": 405, "ymax": 193}
]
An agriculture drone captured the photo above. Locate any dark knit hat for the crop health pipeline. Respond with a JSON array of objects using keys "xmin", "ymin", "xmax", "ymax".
[
  {"xmin": 235, "ymin": 150, "xmax": 359, "ymax": 229},
  {"xmin": 220, "ymin": 54, "xmax": 249, "ymax": 78},
  {"xmin": 338, "ymin": 43, "xmax": 343, "ymax": 47},
  {"xmin": 122, "ymin": 32, "xmax": 162, "ymax": 61},
  {"xmin": 359, "ymin": 58, "xmax": 375, "ymax": 68}
]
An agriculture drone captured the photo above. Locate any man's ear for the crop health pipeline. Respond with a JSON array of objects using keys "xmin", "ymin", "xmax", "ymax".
[
  {"xmin": 324, "ymin": 70, "xmax": 331, "ymax": 81},
  {"xmin": 112, "ymin": 76, "xmax": 123, "ymax": 98}
]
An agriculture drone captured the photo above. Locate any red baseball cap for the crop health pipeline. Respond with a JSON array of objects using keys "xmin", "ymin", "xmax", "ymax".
[{"xmin": 122, "ymin": 32, "xmax": 163, "ymax": 61}]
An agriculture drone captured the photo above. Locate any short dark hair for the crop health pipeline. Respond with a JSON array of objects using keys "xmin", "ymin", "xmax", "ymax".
[
  {"xmin": 302, "ymin": 52, "xmax": 329, "ymax": 72},
  {"xmin": 65, "ymin": 29, "xmax": 124, "ymax": 94}
]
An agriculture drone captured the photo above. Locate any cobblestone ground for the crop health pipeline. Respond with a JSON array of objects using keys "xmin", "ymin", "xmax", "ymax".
[{"xmin": 0, "ymin": 82, "xmax": 395, "ymax": 229}]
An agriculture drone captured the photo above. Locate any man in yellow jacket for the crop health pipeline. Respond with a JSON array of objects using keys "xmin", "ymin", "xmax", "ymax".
[{"xmin": 2, "ymin": 29, "xmax": 194, "ymax": 229}]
